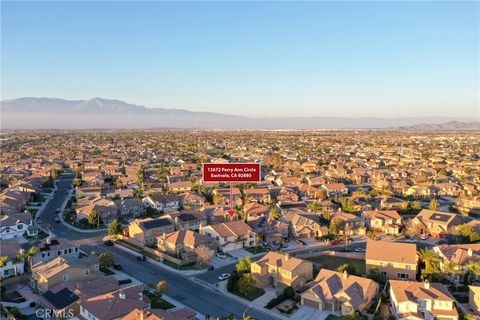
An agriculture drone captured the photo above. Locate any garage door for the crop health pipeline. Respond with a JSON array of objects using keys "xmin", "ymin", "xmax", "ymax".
[{"xmin": 303, "ymin": 298, "xmax": 319, "ymax": 309}]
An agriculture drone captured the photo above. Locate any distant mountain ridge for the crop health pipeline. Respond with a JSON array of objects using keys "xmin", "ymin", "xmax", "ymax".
[
  {"xmin": 396, "ymin": 121, "xmax": 480, "ymax": 131},
  {"xmin": 1, "ymin": 97, "xmax": 478, "ymax": 130}
]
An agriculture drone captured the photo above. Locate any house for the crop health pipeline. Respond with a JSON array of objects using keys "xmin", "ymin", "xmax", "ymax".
[
  {"xmin": 76, "ymin": 203, "xmax": 118, "ymax": 224},
  {"xmin": 361, "ymin": 210, "xmax": 403, "ymax": 235},
  {"xmin": 142, "ymin": 194, "xmax": 180, "ymax": 213},
  {"xmin": 120, "ymin": 307, "xmax": 196, "ymax": 320},
  {"xmin": 31, "ymin": 256, "xmax": 101, "ymax": 293},
  {"xmin": 243, "ymin": 202, "xmax": 271, "ymax": 220},
  {"xmin": 251, "ymin": 252, "xmax": 313, "ymax": 290},
  {"xmin": 31, "ymin": 237, "xmax": 80, "ymax": 265},
  {"xmin": 0, "ymin": 212, "xmax": 37, "ymax": 240},
  {"xmin": 40, "ymin": 276, "xmax": 120, "ymax": 318},
  {"xmin": 128, "ymin": 217, "xmax": 175, "ymax": 244},
  {"xmin": 329, "ymin": 211, "xmax": 367, "ymax": 236},
  {"xmin": 247, "ymin": 216, "xmax": 289, "ymax": 244},
  {"xmin": 157, "ymin": 230, "xmax": 217, "ymax": 263},
  {"xmin": 115, "ymin": 197, "xmax": 144, "ymax": 217},
  {"xmin": 469, "ymin": 286, "xmax": 480, "ymax": 314},
  {"xmin": 389, "ymin": 280, "xmax": 458, "ymax": 320},
  {"xmin": 213, "ymin": 188, "xmax": 243, "ymax": 206},
  {"xmin": 200, "ymin": 220, "xmax": 256, "ymax": 253},
  {"xmin": 166, "ymin": 210, "xmax": 207, "ymax": 231},
  {"xmin": 321, "ymin": 183, "xmax": 348, "ymax": 198},
  {"xmin": 282, "ymin": 212, "xmax": 328, "ymax": 238},
  {"xmin": 246, "ymin": 188, "xmax": 271, "ymax": 204},
  {"xmin": 179, "ymin": 192, "xmax": 206, "ymax": 209},
  {"xmin": 79, "ymin": 285, "xmax": 149, "ymax": 320},
  {"xmin": 0, "ymin": 239, "xmax": 25, "ymax": 278},
  {"xmin": 301, "ymin": 269, "xmax": 379, "ymax": 315},
  {"xmin": 432, "ymin": 244, "xmax": 480, "ymax": 283},
  {"xmin": 365, "ymin": 240, "xmax": 417, "ymax": 280},
  {"xmin": 411, "ymin": 210, "xmax": 464, "ymax": 238}
]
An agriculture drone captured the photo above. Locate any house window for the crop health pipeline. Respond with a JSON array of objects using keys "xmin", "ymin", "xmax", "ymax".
[
  {"xmin": 397, "ymin": 273, "xmax": 409, "ymax": 280},
  {"xmin": 42, "ymin": 253, "xmax": 45, "ymax": 258},
  {"xmin": 75, "ymin": 247, "xmax": 78, "ymax": 252},
  {"xmin": 57, "ymin": 250, "xmax": 61, "ymax": 256},
  {"xmin": 64, "ymin": 249, "xmax": 67, "ymax": 254},
  {"xmin": 85, "ymin": 269, "xmax": 90, "ymax": 275},
  {"xmin": 63, "ymin": 274, "xmax": 69, "ymax": 281},
  {"xmin": 47, "ymin": 252, "xmax": 50, "ymax": 256},
  {"xmin": 68, "ymin": 248, "xmax": 72, "ymax": 253}
]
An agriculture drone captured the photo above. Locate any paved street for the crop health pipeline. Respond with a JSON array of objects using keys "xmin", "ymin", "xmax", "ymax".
[
  {"xmin": 39, "ymin": 173, "xmax": 105, "ymax": 242},
  {"xmin": 84, "ymin": 244, "xmax": 278, "ymax": 320}
]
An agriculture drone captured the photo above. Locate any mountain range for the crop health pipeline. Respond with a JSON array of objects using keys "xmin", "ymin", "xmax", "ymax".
[{"xmin": 1, "ymin": 97, "xmax": 478, "ymax": 130}]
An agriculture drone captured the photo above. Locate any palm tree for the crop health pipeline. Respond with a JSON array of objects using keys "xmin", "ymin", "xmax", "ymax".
[
  {"xmin": 15, "ymin": 249, "xmax": 26, "ymax": 264},
  {"xmin": 418, "ymin": 248, "xmax": 440, "ymax": 279},
  {"xmin": 27, "ymin": 246, "xmax": 38, "ymax": 267},
  {"xmin": 443, "ymin": 259, "xmax": 460, "ymax": 281}
]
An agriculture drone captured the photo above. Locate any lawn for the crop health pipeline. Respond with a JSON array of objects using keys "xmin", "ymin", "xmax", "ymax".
[
  {"xmin": 162, "ymin": 259, "xmax": 206, "ymax": 270},
  {"xmin": 307, "ymin": 255, "xmax": 366, "ymax": 275},
  {"xmin": 2, "ymin": 291, "xmax": 26, "ymax": 303},
  {"xmin": 245, "ymin": 246, "xmax": 268, "ymax": 254},
  {"xmin": 229, "ymin": 286, "xmax": 265, "ymax": 301},
  {"xmin": 145, "ymin": 291, "xmax": 175, "ymax": 310},
  {"xmin": 26, "ymin": 230, "xmax": 49, "ymax": 242}
]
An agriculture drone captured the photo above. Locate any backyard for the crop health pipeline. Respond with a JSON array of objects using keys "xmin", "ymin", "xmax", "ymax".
[{"xmin": 306, "ymin": 255, "xmax": 366, "ymax": 275}]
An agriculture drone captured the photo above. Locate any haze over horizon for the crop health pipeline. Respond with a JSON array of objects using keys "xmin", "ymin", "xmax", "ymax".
[{"xmin": 2, "ymin": 1, "xmax": 479, "ymax": 119}]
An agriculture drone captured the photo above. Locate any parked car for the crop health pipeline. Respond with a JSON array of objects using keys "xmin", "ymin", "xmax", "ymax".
[
  {"xmin": 405, "ymin": 238, "xmax": 417, "ymax": 243},
  {"xmin": 218, "ymin": 273, "xmax": 230, "ymax": 281},
  {"xmin": 104, "ymin": 240, "xmax": 114, "ymax": 246},
  {"xmin": 330, "ymin": 239, "xmax": 340, "ymax": 245},
  {"xmin": 55, "ymin": 208, "xmax": 61, "ymax": 213},
  {"xmin": 137, "ymin": 255, "xmax": 147, "ymax": 261},
  {"xmin": 420, "ymin": 235, "xmax": 428, "ymax": 240},
  {"xmin": 54, "ymin": 216, "xmax": 61, "ymax": 223},
  {"xmin": 354, "ymin": 248, "xmax": 366, "ymax": 252},
  {"xmin": 309, "ymin": 249, "xmax": 320, "ymax": 254},
  {"xmin": 113, "ymin": 263, "xmax": 123, "ymax": 270},
  {"xmin": 216, "ymin": 252, "xmax": 226, "ymax": 259}
]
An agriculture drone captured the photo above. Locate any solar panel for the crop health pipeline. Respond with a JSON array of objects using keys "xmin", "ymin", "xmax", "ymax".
[
  {"xmin": 143, "ymin": 219, "xmax": 171, "ymax": 229},
  {"xmin": 430, "ymin": 213, "xmax": 451, "ymax": 222},
  {"xmin": 42, "ymin": 288, "xmax": 79, "ymax": 309},
  {"xmin": 179, "ymin": 213, "xmax": 196, "ymax": 221}
]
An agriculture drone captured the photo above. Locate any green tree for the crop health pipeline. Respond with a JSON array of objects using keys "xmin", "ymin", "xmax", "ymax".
[
  {"xmin": 156, "ymin": 280, "xmax": 167, "ymax": 296},
  {"xmin": 50, "ymin": 169, "xmax": 61, "ymax": 180},
  {"xmin": 367, "ymin": 266, "xmax": 386, "ymax": 285},
  {"xmin": 269, "ymin": 207, "xmax": 281, "ymax": 219},
  {"xmin": 418, "ymin": 248, "xmax": 440, "ymax": 279},
  {"xmin": 236, "ymin": 256, "xmax": 252, "ymax": 274},
  {"xmin": 456, "ymin": 224, "xmax": 480, "ymax": 243},
  {"xmin": 336, "ymin": 263, "xmax": 357, "ymax": 275},
  {"xmin": 307, "ymin": 202, "xmax": 321, "ymax": 213},
  {"xmin": 329, "ymin": 218, "xmax": 345, "ymax": 236},
  {"xmin": 108, "ymin": 219, "xmax": 122, "ymax": 235},
  {"xmin": 88, "ymin": 210, "xmax": 100, "ymax": 226},
  {"xmin": 238, "ymin": 273, "xmax": 256, "ymax": 297},
  {"xmin": 98, "ymin": 252, "xmax": 115, "ymax": 268},
  {"xmin": 213, "ymin": 192, "xmax": 222, "ymax": 205},
  {"xmin": 0, "ymin": 256, "xmax": 8, "ymax": 267},
  {"xmin": 27, "ymin": 246, "xmax": 38, "ymax": 266},
  {"xmin": 411, "ymin": 201, "xmax": 421, "ymax": 210}
]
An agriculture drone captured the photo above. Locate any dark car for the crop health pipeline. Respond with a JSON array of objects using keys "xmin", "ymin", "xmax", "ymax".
[
  {"xmin": 137, "ymin": 255, "xmax": 147, "ymax": 261},
  {"xmin": 113, "ymin": 263, "xmax": 123, "ymax": 270},
  {"xmin": 104, "ymin": 240, "xmax": 114, "ymax": 246},
  {"xmin": 330, "ymin": 239, "xmax": 340, "ymax": 245}
]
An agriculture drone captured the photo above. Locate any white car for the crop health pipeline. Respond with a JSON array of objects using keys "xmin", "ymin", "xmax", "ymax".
[
  {"xmin": 218, "ymin": 273, "xmax": 230, "ymax": 281},
  {"xmin": 420, "ymin": 235, "xmax": 428, "ymax": 240},
  {"xmin": 405, "ymin": 238, "xmax": 417, "ymax": 243},
  {"xmin": 216, "ymin": 252, "xmax": 226, "ymax": 259},
  {"xmin": 354, "ymin": 248, "xmax": 366, "ymax": 252}
]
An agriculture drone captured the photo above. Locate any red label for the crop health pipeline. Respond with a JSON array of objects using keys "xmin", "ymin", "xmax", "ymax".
[{"xmin": 202, "ymin": 163, "xmax": 261, "ymax": 182}]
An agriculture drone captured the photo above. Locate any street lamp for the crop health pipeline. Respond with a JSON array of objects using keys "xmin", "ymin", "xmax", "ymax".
[{"xmin": 242, "ymin": 305, "xmax": 252, "ymax": 320}]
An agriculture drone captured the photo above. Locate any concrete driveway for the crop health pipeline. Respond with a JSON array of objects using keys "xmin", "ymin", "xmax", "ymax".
[{"xmin": 290, "ymin": 306, "xmax": 334, "ymax": 320}]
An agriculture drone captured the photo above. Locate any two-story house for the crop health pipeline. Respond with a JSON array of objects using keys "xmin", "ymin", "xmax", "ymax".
[
  {"xmin": 433, "ymin": 244, "xmax": 480, "ymax": 283},
  {"xmin": 166, "ymin": 210, "xmax": 207, "ymax": 232},
  {"xmin": 200, "ymin": 220, "xmax": 256, "ymax": 253},
  {"xmin": 157, "ymin": 230, "xmax": 217, "ymax": 263},
  {"xmin": 411, "ymin": 210, "xmax": 464, "ymax": 238},
  {"xmin": 127, "ymin": 217, "xmax": 175, "ymax": 244},
  {"xmin": 366, "ymin": 240, "xmax": 417, "ymax": 280},
  {"xmin": 282, "ymin": 212, "xmax": 328, "ymax": 238},
  {"xmin": 252, "ymin": 252, "xmax": 313, "ymax": 290},
  {"xmin": 0, "ymin": 239, "xmax": 25, "ymax": 278},
  {"xmin": 142, "ymin": 194, "xmax": 180, "ymax": 213},
  {"xmin": 361, "ymin": 210, "xmax": 403, "ymax": 235},
  {"xmin": 31, "ymin": 237, "xmax": 80, "ymax": 265},
  {"xmin": 0, "ymin": 212, "xmax": 37, "ymax": 240},
  {"xmin": 301, "ymin": 269, "xmax": 379, "ymax": 316},
  {"xmin": 389, "ymin": 280, "xmax": 458, "ymax": 320},
  {"xmin": 31, "ymin": 256, "xmax": 101, "ymax": 293}
]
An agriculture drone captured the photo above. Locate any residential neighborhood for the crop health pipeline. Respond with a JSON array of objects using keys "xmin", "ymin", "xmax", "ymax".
[{"xmin": 0, "ymin": 130, "xmax": 479, "ymax": 320}]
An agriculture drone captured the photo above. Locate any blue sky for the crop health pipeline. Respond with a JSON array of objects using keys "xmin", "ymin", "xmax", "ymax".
[{"xmin": 1, "ymin": 1, "xmax": 479, "ymax": 118}]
